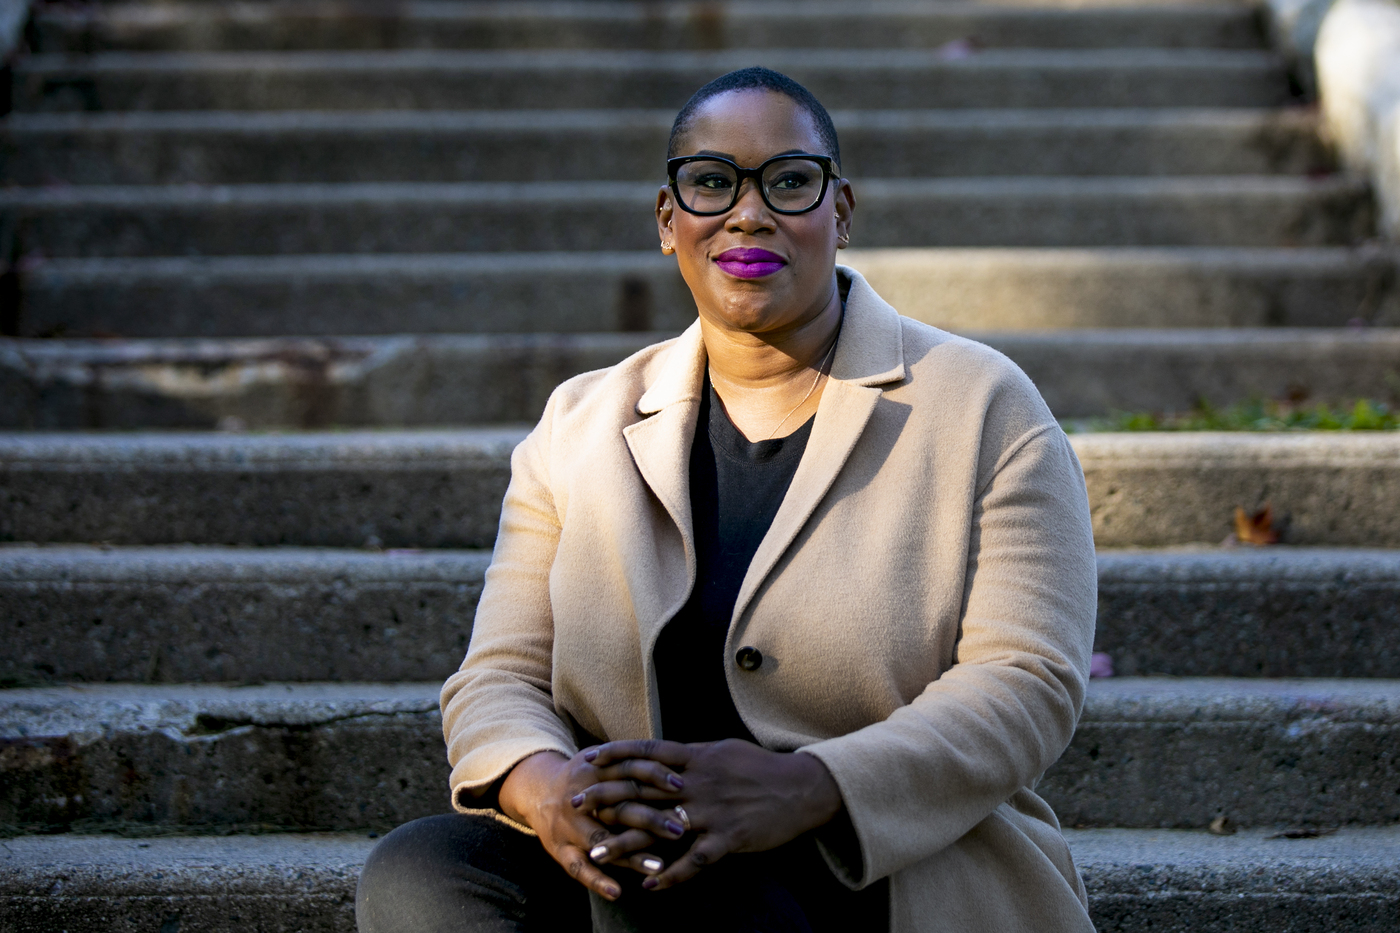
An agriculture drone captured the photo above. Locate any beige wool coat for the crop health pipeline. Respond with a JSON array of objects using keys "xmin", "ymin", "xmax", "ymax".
[{"xmin": 442, "ymin": 267, "xmax": 1099, "ymax": 933}]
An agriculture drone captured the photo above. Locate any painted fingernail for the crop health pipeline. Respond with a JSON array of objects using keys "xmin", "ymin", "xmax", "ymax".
[
  {"xmin": 583, "ymin": 749, "xmax": 599, "ymax": 762},
  {"xmin": 664, "ymin": 820, "xmax": 684, "ymax": 835},
  {"xmin": 604, "ymin": 884, "xmax": 621, "ymax": 899},
  {"xmin": 571, "ymin": 794, "xmax": 585, "ymax": 807},
  {"xmin": 642, "ymin": 877, "xmax": 658, "ymax": 890},
  {"xmin": 642, "ymin": 857, "xmax": 663, "ymax": 873},
  {"xmin": 667, "ymin": 774, "xmax": 684, "ymax": 790},
  {"xmin": 590, "ymin": 845, "xmax": 608, "ymax": 861}
]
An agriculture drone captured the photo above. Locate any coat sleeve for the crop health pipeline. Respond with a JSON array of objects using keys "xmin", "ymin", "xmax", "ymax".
[
  {"xmin": 440, "ymin": 394, "xmax": 578, "ymax": 824},
  {"xmin": 798, "ymin": 424, "xmax": 1097, "ymax": 886}
]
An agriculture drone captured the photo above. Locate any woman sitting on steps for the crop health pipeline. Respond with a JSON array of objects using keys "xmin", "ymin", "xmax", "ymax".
[{"xmin": 356, "ymin": 66, "xmax": 1098, "ymax": 933}]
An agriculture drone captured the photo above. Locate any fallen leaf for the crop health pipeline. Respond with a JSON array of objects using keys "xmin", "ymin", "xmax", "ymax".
[
  {"xmin": 1234, "ymin": 503, "xmax": 1279, "ymax": 545},
  {"xmin": 1089, "ymin": 652, "xmax": 1114, "ymax": 679},
  {"xmin": 1208, "ymin": 815, "xmax": 1236, "ymax": 836},
  {"xmin": 1267, "ymin": 828, "xmax": 1337, "ymax": 839}
]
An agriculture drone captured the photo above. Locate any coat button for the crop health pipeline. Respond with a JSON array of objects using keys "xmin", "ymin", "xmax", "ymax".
[{"xmin": 735, "ymin": 646, "xmax": 763, "ymax": 671}]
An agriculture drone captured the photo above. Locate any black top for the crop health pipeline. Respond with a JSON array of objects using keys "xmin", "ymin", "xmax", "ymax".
[
  {"xmin": 648, "ymin": 374, "xmax": 889, "ymax": 931},
  {"xmin": 653, "ymin": 376, "xmax": 814, "ymax": 744}
]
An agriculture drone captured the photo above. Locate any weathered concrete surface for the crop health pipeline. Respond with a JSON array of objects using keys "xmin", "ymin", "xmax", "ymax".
[
  {"xmin": 6, "ymin": 432, "xmax": 1400, "ymax": 547},
  {"xmin": 27, "ymin": 1, "xmax": 1268, "ymax": 54},
  {"xmin": 1097, "ymin": 547, "xmax": 1400, "ymax": 677},
  {"xmin": 851, "ymin": 246, "xmax": 1400, "ymax": 330},
  {"xmin": 15, "ymin": 247, "xmax": 1399, "ymax": 340},
  {"xmin": 0, "ymin": 683, "xmax": 446, "ymax": 832},
  {"xmin": 0, "ymin": 176, "xmax": 1373, "ymax": 259},
  {"xmin": 1041, "ymin": 678, "xmax": 1400, "ymax": 829},
  {"xmin": 13, "ymin": 252, "xmax": 697, "ymax": 338},
  {"xmin": 2, "ymin": 680, "xmax": 1398, "ymax": 832},
  {"xmin": 0, "ymin": 546, "xmax": 487, "ymax": 685},
  {"xmin": 0, "ymin": 833, "xmax": 373, "ymax": 933},
  {"xmin": 2, "ymin": 828, "xmax": 1398, "ymax": 933},
  {"xmin": 1071, "ymin": 433, "xmax": 1400, "ymax": 547},
  {"xmin": 0, "ymin": 333, "xmax": 669, "ymax": 428},
  {"xmin": 981, "ymin": 328, "xmax": 1400, "ymax": 417},
  {"xmin": 0, "ymin": 108, "xmax": 1332, "ymax": 185},
  {"xmin": 11, "ymin": 48, "xmax": 1294, "ymax": 113},
  {"xmin": 1074, "ymin": 826, "xmax": 1400, "ymax": 932},
  {"xmin": 6, "ymin": 545, "xmax": 1400, "ymax": 685},
  {"xmin": 4, "ymin": 329, "xmax": 1398, "ymax": 427},
  {"xmin": 0, "ymin": 430, "xmax": 522, "ymax": 547}
]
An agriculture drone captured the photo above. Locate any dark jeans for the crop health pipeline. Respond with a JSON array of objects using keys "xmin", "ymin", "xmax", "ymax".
[{"xmin": 356, "ymin": 813, "xmax": 887, "ymax": 933}]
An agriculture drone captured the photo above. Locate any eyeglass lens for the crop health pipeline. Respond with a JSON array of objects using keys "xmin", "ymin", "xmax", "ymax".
[{"xmin": 674, "ymin": 158, "xmax": 826, "ymax": 213}]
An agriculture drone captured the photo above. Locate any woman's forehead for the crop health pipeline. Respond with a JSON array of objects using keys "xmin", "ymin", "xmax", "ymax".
[{"xmin": 676, "ymin": 90, "xmax": 825, "ymax": 161}]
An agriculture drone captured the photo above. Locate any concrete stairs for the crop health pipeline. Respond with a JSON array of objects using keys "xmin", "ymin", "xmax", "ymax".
[{"xmin": 1, "ymin": 0, "xmax": 1398, "ymax": 931}]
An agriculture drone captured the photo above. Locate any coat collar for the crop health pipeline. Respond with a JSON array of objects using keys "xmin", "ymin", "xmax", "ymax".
[{"xmin": 623, "ymin": 267, "xmax": 908, "ymax": 706}]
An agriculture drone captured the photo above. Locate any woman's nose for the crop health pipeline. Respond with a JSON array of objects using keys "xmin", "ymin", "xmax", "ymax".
[{"xmin": 726, "ymin": 179, "xmax": 775, "ymax": 232}]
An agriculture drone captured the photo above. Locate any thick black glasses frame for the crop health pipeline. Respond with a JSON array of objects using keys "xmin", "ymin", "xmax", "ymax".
[{"xmin": 666, "ymin": 153, "xmax": 839, "ymax": 216}]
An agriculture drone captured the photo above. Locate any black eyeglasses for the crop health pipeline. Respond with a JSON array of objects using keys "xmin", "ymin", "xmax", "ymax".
[{"xmin": 667, "ymin": 153, "xmax": 839, "ymax": 216}]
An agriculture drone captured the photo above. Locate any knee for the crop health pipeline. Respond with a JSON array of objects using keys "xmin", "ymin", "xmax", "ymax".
[{"xmin": 359, "ymin": 815, "xmax": 477, "ymax": 899}]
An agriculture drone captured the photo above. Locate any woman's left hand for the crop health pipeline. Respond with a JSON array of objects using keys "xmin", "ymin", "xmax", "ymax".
[{"xmin": 572, "ymin": 738, "xmax": 844, "ymax": 890}]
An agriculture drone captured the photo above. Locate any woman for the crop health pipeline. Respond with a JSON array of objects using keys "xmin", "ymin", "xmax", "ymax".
[{"xmin": 357, "ymin": 67, "xmax": 1098, "ymax": 933}]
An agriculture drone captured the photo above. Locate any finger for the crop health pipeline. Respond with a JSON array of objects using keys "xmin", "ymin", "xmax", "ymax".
[
  {"xmin": 595, "ymin": 801, "xmax": 686, "ymax": 840},
  {"xmin": 644, "ymin": 836, "xmax": 728, "ymax": 891},
  {"xmin": 590, "ymin": 758, "xmax": 686, "ymax": 793},
  {"xmin": 587, "ymin": 828, "xmax": 655, "ymax": 865},
  {"xmin": 571, "ymin": 779, "xmax": 678, "ymax": 812},
  {"xmin": 618, "ymin": 851, "xmax": 666, "ymax": 876},
  {"xmin": 557, "ymin": 843, "xmax": 623, "ymax": 901},
  {"xmin": 585, "ymin": 739, "xmax": 691, "ymax": 769}
]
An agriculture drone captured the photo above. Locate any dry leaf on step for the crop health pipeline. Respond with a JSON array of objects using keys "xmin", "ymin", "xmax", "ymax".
[{"xmin": 1233, "ymin": 504, "xmax": 1279, "ymax": 546}]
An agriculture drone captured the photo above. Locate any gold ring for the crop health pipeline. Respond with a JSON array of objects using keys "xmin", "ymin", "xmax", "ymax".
[{"xmin": 673, "ymin": 805, "xmax": 691, "ymax": 832}]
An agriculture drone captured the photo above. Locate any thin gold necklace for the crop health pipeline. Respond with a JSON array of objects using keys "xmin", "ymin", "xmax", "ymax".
[{"xmin": 709, "ymin": 327, "xmax": 840, "ymax": 440}]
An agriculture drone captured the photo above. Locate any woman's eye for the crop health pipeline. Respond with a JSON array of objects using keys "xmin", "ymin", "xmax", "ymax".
[
  {"xmin": 694, "ymin": 174, "xmax": 733, "ymax": 189},
  {"xmin": 771, "ymin": 173, "xmax": 812, "ymax": 190}
]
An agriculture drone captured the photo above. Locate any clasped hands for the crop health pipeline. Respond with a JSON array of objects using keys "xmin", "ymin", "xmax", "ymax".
[{"xmin": 497, "ymin": 738, "xmax": 842, "ymax": 901}]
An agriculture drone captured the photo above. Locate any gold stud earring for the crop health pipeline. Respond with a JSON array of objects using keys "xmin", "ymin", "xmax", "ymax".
[{"xmin": 661, "ymin": 243, "xmax": 675, "ymax": 255}]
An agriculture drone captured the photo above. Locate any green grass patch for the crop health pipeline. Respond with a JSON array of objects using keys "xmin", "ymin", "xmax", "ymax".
[{"xmin": 1068, "ymin": 398, "xmax": 1400, "ymax": 432}]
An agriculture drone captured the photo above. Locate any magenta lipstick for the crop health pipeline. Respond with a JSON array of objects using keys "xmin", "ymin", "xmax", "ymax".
[{"xmin": 715, "ymin": 247, "xmax": 786, "ymax": 279}]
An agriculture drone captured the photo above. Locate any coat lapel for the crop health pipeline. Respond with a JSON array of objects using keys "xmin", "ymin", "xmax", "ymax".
[
  {"xmin": 731, "ymin": 267, "xmax": 907, "ymax": 630},
  {"xmin": 622, "ymin": 320, "xmax": 706, "ymax": 729}
]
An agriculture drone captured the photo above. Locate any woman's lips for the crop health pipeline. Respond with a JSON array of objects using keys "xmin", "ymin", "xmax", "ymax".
[{"xmin": 714, "ymin": 247, "xmax": 787, "ymax": 279}]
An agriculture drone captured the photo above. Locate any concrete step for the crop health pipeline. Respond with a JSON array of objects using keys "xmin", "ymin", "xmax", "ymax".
[
  {"xmin": 0, "ymin": 177, "xmax": 1373, "ymax": 258},
  {"xmin": 0, "ymin": 430, "xmax": 520, "ymax": 548},
  {"xmin": 3, "ymin": 431, "xmax": 1400, "ymax": 548},
  {"xmin": 5, "ymin": 544, "xmax": 1400, "ymax": 687},
  {"xmin": 14, "ymin": 248, "xmax": 1399, "ymax": 340},
  {"xmin": 4, "ymin": 328, "xmax": 1399, "ymax": 427},
  {"xmin": 0, "ymin": 679, "xmax": 1396, "ymax": 832},
  {"xmin": 1097, "ymin": 548, "xmax": 1400, "ymax": 678},
  {"xmin": 2, "ymin": 827, "xmax": 1398, "ymax": 933},
  {"xmin": 11, "ymin": 49, "xmax": 1294, "ymax": 112},
  {"xmin": 28, "ymin": 1, "xmax": 1269, "ymax": 54},
  {"xmin": 0, "ymin": 108, "xmax": 1333, "ymax": 185},
  {"xmin": 0, "ymin": 546, "xmax": 489, "ymax": 686}
]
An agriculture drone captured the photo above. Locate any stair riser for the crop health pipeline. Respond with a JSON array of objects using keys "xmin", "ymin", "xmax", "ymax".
[
  {"xmin": 7, "ymin": 548, "xmax": 1400, "ymax": 685},
  {"xmin": 3, "ymin": 684, "xmax": 1396, "ymax": 831},
  {"xmin": 12, "ymin": 55, "xmax": 1293, "ymax": 112},
  {"xmin": 2, "ymin": 180, "xmax": 1373, "ymax": 258},
  {"xmin": 0, "ymin": 113, "xmax": 1331, "ymax": 185},
  {"xmin": 6, "ymin": 330, "xmax": 1399, "ymax": 427},
  {"xmin": 1, "ymin": 549, "xmax": 487, "ymax": 680},
  {"xmin": 4, "ymin": 434, "xmax": 1400, "ymax": 548},
  {"xmin": 16, "ymin": 249, "xmax": 1399, "ymax": 339},
  {"xmin": 29, "ymin": 5, "xmax": 1267, "ymax": 54}
]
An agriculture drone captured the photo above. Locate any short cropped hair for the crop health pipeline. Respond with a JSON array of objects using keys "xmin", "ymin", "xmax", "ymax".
[{"xmin": 666, "ymin": 67, "xmax": 842, "ymax": 171}]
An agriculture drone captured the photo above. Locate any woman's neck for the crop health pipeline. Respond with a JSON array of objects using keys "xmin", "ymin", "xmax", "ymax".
[{"xmin": 700, "ymin": 280, "xmax": 844, "ymax": 441}]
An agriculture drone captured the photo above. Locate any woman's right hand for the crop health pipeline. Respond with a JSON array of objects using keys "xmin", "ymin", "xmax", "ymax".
[{"xmin": 497, "ymin": 749, "xmax": 686, "ymax": 900}]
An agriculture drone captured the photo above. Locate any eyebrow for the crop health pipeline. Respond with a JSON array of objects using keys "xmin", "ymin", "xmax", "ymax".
[{"xmin": 686, "ymin": 147, "xmax": 815, "ymax": 161}]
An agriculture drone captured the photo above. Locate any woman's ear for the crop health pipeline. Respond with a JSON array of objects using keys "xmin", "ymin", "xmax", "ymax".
[
  {"xmin": 656, "ymin": 186, "xmax": 676, "ymax": 253},
  {"xmin": 834, "ymin": 179, "xmax": 856, "ymax": 249}
]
